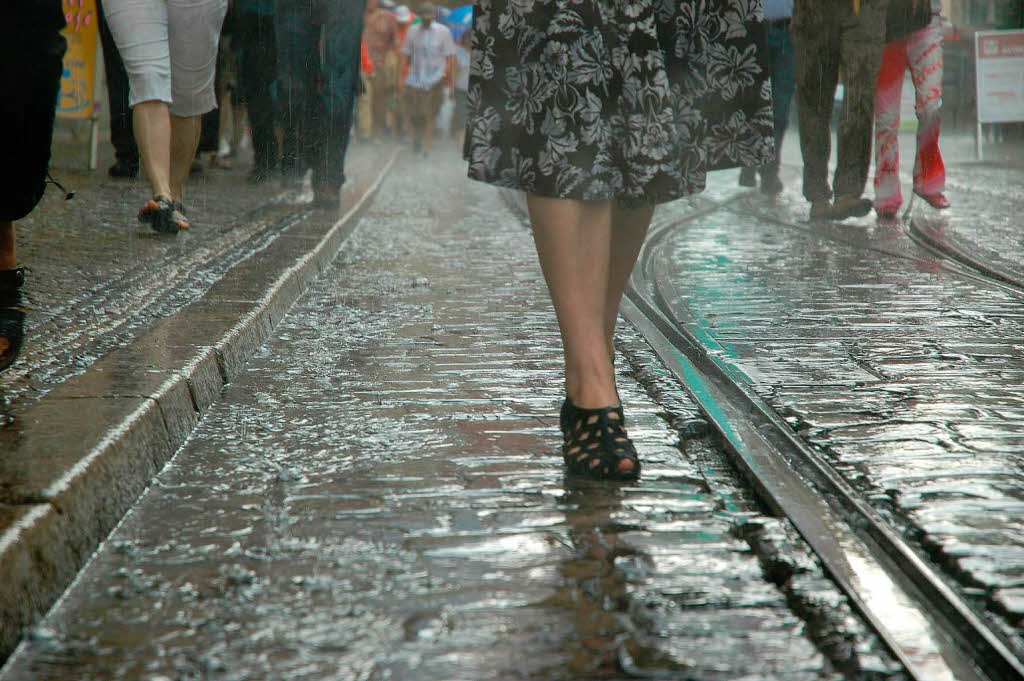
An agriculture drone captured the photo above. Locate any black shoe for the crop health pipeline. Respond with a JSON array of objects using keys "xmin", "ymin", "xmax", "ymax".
[
  {"xmin": 760, "ymin": 173, "xmax": 783, "ymax": 195},
  {"xmin": 561, "ymin": 399, "xmax": 640, "ymax": 480},
  {"xmin": 831, "ymin": 195, "xmax": 873, "ymax": 220},
  {"xmin": 108, "ymin": 159, "xmax": 138, "ymax": 179},
  {"xmin": 739, "ymin": 167, "xmax": 757, "ymax": 187},
  {"xmin": 0, "ymin": 266, "xmax": 26, "ymax": 373}
]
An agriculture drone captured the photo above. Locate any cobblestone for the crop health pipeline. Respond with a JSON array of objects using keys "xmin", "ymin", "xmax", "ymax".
[
  {"xmin": 1, "ymin": 130, "xmax": 380, "ymax": 411},
  {"xmin": 0, "ymin": 149, "xmax": 896, "ymax": 680},
  {"xmin": 655, "ymin": 160, "xmax": 1024, "ymax": 647}
]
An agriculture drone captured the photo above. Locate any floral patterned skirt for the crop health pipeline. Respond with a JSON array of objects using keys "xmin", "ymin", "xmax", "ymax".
[{"xmin": 464, "ymin": 0, "xmax": 776, "ymax": 205}]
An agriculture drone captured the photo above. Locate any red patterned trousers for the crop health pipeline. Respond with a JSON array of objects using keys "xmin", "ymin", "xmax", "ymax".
[{"xmin": 872, "ymin": 18, "xmax": 946, "ymax": 211}]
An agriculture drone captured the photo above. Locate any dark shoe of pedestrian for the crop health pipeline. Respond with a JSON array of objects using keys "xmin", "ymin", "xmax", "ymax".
[
  {"xmin": 760, "ymin": 173, "xmax": 783, "ymax": 195},
  {"xmin": 562, "ymin": 400, "xmax": 640, "ymax": 481},
  {"xmin": 107, "ymin": 159, "xmax": 138, "ymax": 179},
  {"xmin": 138, "ymin": 194, "xmax": 188, "ymax": 234},
  {"xmin": 0, "ymin": 266, "xmax": 26, "ymax": 373},
  {"xmin": 738, "ymin": 167, "xmax": 757, "ymax": 187},
  {"xmin": 830, "ymin": 195, "xmax": 873, "ymax": 221},
  {"xmin": 809, "ymin": 199, "xmax": 832, "ymax": 220},
  {"xmin": 914, "ymin": 191, "xmax": 951, "ymax": 210}
]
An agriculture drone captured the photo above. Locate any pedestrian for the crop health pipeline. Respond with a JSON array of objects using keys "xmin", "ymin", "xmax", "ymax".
[
  {"xmin": 793, "ymin": 0, "xmax": 888, "ymax": 220},
  {"xmin": 102, "ymin": 0, "xmax": 228, "ymax": 234},
  {"xmin": 739, "ymin": 0, "xmax": 795, "ymax": 195},
  {"xmin": 274, "ymin": 0, "xmax": 365, "ymax": 208},
  {"xmin": 464, "ymin": 0, "xmax": 774, "ymax": 479},
  {"xmin": 450, "ymin": 29, "xmax": 471, "ymax": 146},
  {"xmin": 393, "ymin": 5, "xmax": 415, "ymax": 140},
  {"xmin": 96, "ymin": 0, "xmax": 140, "ymax": 179},
  {"xmin": 0, "ymin": 0, "xmax": 66, "ymax": 371},
  {"xmin": 362, "ymin": 0, "xmax": 401, "ymax": 138},
  {"xmin": 234, "ymin": 0, "xmax": 279, "ymax": 184},
  {"xmin": 873, "ymin": 0, "xmax": 950, "ymax": 220},
  {"xmin": 399, "ymin": 3, "xmax": 455, "ymax": 156}
]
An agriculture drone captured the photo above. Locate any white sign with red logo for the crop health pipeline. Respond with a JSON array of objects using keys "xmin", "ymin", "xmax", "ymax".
[{"xmin": 975, "ymin": 30, "xmax": 1024, "ymax": 123}]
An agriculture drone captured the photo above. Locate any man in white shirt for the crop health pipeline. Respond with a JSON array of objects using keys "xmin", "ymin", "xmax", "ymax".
[{"xmin": 398, "ymin": 3, "xmax": 455, "ymax": 155}]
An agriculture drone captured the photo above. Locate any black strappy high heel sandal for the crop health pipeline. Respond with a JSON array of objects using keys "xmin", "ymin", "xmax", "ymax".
[
  {"xmin": 138, "ymin": 195, "xmax": 189, "ymax": 234},
  {"xmin": 561, "ymin": 399, "xmax": 640, "ymax": 480}
]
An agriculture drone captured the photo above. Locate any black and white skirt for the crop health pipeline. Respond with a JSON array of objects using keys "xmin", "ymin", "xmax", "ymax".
[{"xmin": 464, "ymin": 0, "xmax": 775, "ymax": 206}]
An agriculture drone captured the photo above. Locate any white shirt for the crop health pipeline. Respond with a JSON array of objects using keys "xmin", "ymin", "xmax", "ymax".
[{"xmin": 402, "ymin": 22, "xmax": 455, "ymax": 90}]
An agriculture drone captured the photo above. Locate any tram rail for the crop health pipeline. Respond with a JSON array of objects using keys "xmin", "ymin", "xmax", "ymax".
[{"xmin": 624, "ymin": 198, "xmax": 1024, "ymax": 681}]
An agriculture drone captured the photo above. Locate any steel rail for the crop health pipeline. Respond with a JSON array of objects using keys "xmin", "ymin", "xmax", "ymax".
[{"xmin": 623, "ymin": 205, "xmax": 1024, "ymax": 681}]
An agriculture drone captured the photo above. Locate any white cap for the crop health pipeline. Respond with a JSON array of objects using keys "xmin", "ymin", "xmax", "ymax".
[{"xmin": 394, "ymin": 5, "xmax": 413, "ymax": 23}]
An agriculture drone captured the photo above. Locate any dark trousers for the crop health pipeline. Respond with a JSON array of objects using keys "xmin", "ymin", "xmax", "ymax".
[
  {"xmin": 0, "ymin": 2, "xmax": 66, "ymax": 222},
  {"xmin": 96, "ymin": 0, "xmax": 138, "ymax": 168},
  {"xmin": 763, "ymin": 24, "xmax": 796, "ymax": 176},
  {"xmin": 274, "ymin": 0, "xmax": 365, "ymax": 188},
  {"xmin": 237, "ymin": 11, "xmax": 279, "ymax": 173},
  {"xmin": 793, "ymin": 0, "xmax": 886, "ymax": 201}
]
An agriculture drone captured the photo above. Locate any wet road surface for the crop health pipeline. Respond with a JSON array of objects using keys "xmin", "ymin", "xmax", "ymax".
[
  {"xmin": 1, "ymin": 138, "xmax": 381, "ymax": 412},
  {"xmin": 0, "ymin": 150, "xmax": 902, "ymax": 680},
  {"xmin": 652, "ymin": 160, "xmax": 1024, "ymax": 650}
]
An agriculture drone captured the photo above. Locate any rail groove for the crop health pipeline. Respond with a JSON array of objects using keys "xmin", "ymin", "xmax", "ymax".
[{"xmin": 624, "ymin": 202, "xmax": 1024, "ymax": 681}]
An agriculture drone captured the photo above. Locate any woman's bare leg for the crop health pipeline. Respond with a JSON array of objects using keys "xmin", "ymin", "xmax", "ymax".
[
  {"xmin": 169, "ymin": 114, "xmax": 202, "ymax": 202},
  {"xmin": 527, "ymin": 195, "xmax": 618, "ymax": 409},
  {"xmin": 604, "ymin": 204, "xmax": 654, "ymax": 357},
  {"xmin": 133, "ymin": 100, "xmax": 173, "ymax": 198}
]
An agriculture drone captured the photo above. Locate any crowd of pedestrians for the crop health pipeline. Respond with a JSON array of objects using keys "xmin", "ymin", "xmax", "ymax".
[{"xmin": 2, "ymin": 0, "xmax": 959, "ymax": 481}]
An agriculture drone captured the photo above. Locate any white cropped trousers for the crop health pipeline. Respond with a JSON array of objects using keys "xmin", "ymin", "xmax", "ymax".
[{"xmin": 102, "ymin": 0, "xmax": 227, "ymax": 117}]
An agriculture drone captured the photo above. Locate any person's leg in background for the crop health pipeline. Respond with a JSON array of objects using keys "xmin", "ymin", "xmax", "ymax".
[
  {"xmin": 197, "ymin": 94, "xmax": 221, "ymax": 170},
  {"xmin": 316, "ymin": 0, "xmax": 365, "ymax": 207},
  {"xmin": 237, "ymin": 8, "xmax": 279, "ymax": 183},
  {"xmin": 761, "ymin": 22, "xmax": 796, "ymax": 194},
  {"xmin": 103, "ymin": 0, "xmax": 183, "ymax": 230},
  {"xmin": 357, "ymin": 65, "xmax": 374, "ymax": 140},
  {"xmin": 907, "ymin": 18, "xmax": 948, "ymax": 207},
  {"xmin": 274, "ymin": 0, "xmax": 318, "ymax": 188},
  {"xmin": 831, "ymin": 2, "xmax": 885, "ymax": 219},
  {"xmin": 96, "ymin": 0, "xmax": 140, "ymax": 178},
  {"xmin": 375, "ymin": 51, "xmax": 398, "ymax": 136},
  {"xmin": 0, "ymin": 0, "xmax": 66, "ymax": 370},
  {"xmin": 166, "ymin": 0, "xmax": 227, "ymax": 203},
  {"xmin": 793, "ymin": 2, "xmax": 839, "ymax": 218},
  {"xmin": 872, "ymin": 37, "xmax": 909, "ymax": 218}
]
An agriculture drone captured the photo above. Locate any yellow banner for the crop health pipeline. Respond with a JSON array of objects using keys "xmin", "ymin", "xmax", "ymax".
[{"xmin": 58, "ymin": 0, "xmax": 99, "ymax": 118}]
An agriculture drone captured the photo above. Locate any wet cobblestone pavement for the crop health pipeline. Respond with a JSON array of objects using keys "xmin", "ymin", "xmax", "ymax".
[
  {"xmin": 1, "ymin": 133, "xmax": 381, "ymax": 411},
  {"xmin": 0, "ymin": 150, "xmax": 904, "ymax": 680},
  {"xmin": 653, "ymin": 158, "xmax": 1024, "ymax": 649}
]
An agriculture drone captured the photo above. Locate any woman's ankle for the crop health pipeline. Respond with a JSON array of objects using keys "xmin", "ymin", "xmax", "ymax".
[{"xmin": 566, "ymin": 375, "xmax": 620, "ymax": 409}]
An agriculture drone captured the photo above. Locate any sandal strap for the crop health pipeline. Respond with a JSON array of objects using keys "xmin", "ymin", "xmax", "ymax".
[
  {"xmin": 562, "ymin": 400, "xmax": 639, "ymax": 480},
  {"xmin": 0, "ymin": 267, "xmax": 25, "ymax": 294}
]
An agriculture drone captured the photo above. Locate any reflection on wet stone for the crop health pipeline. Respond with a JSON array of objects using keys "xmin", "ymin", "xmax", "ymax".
[
  {"xmin": 4, "ymin": 153, "xmax": 897, "ymax": 680},
  {"xmin": 656, "ymin": 163, "xmax": 1024, "ymax": 647}
]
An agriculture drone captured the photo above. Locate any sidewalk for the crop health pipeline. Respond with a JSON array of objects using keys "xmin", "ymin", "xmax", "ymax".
[
  {"xmin": 652, "ymin": 137, "xmax": 1024, "ymax": 643},
  {"xmin": 0, "ymin": 128, "xmax": 397, "ymax": 659}
]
